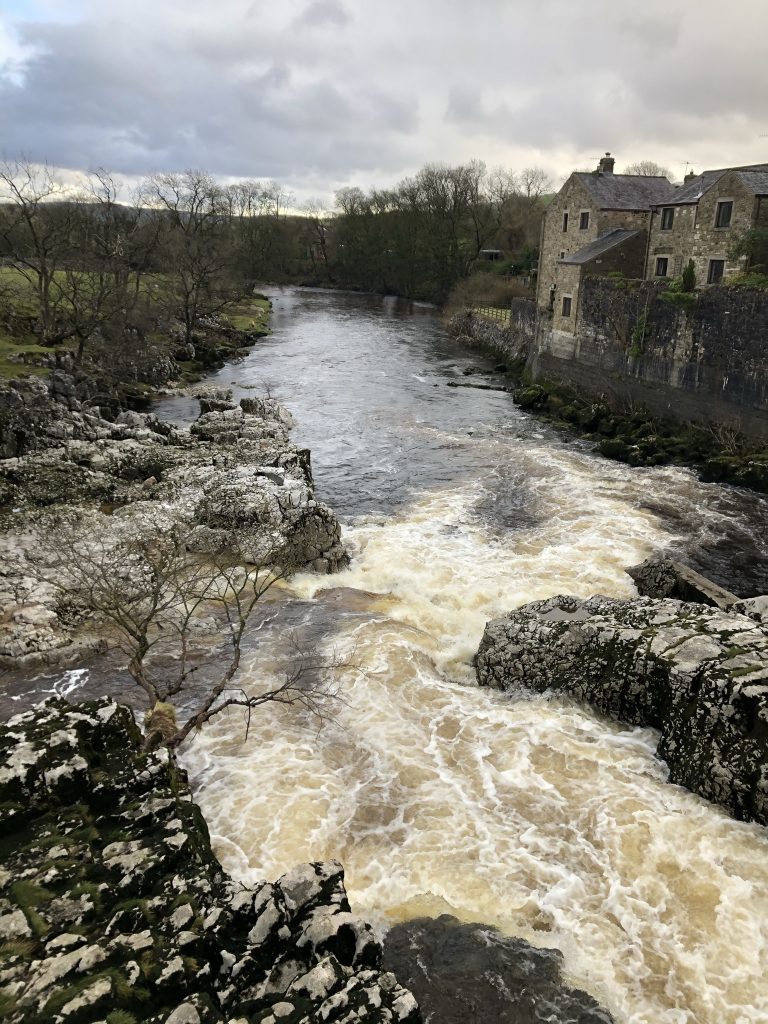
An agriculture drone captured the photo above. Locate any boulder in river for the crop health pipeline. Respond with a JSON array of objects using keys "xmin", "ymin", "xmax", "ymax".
[
  {"xmin": 383, "ymin": 914, "xmax": 614, "ymax": 1023},
  {"xmin": 475, "ymin": 595, "xmax": 768, "ymax": 825},
  {"xmin": 626, "ymin": 557, "xmax": 740, "ymax": 609}
]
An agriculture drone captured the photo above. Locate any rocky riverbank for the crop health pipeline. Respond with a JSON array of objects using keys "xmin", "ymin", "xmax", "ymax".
[
  {"xmin": 475, "ymin": 586, "xmax": 768, "ymax": 825},
  {"xmin": 0, "ymin": 698, "xmax": 421, "ymax": 1024},
  {"xmin": 0, "ymin": 375, "xmax": 347, "ymax": 667}
]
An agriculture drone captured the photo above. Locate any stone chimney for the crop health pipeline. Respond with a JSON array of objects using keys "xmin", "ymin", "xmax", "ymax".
[
  {"xmin": 684, "ymin": 170, "xmax": 697, "ymax": 183},
  {"xmin": 598, "ymin": 152, "xmax": 615, "ymax": 174}
]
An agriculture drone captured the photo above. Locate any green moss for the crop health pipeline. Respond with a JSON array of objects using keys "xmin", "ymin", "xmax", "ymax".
[
  {"xmin": 107, "ymin": 1013, "xmax": 138, "ymax": 1024},
  {"xmin": 41, "ymin": 971, "xmax": 113, "ymax": 1018},
  {"xmin": 0, "ymin": 991, "xmax": 19, "ymax": 1017},
  {"xmin": 0, "ymin": 937, "xmax": 38, "ymax": 959},
  {"xmin": 659, "ymin": 290, "xmax": 696, "ymax": 308},
  {"xmin": 10, "ymin": 881, "xmax": 55, "ymax": 937}
]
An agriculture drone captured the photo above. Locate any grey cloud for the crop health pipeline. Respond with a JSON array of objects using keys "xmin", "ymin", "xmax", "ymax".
[
  {"xmin": 1, "ymin": 0, "xmax": 766, "ymax": 199},
  {"xmin": 292, "ymin": 1, "xmax": 351, "ymax": 29}
]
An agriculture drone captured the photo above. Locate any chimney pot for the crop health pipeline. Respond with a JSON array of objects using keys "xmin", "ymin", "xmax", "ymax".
[
  {"xmin": 598, "ymin": 152, "xmax": 615, "ymax": 174},
  {"xmin": 684, "ymin": 170, "xmax": 697, "ymax": 183}
]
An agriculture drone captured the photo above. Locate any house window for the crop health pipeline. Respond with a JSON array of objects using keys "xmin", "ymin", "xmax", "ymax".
[
  {"xmin": 707, "ymin": 259, "xmax": 725, "ymax": 284},
  {"xmin": 655, "ymin": 257, "xmax": 669, "ymax": 277},
  {"xmin": 562, "ymin": 211, "xmax": 569, "ymax": 232},
  {"xmin": 661, "ymin": 208, "xmax": 674, "ymax": 230},
  {"xmin": 561, "ymin": 296, "xmax": 572, "ymax": 317},
  {"xmin": 715, "ymin": 201, "xmax": 733, "ymax": 228},
  {"xmin": 579, "ymin": 211, "xmax": 590, "ymax": 230}
]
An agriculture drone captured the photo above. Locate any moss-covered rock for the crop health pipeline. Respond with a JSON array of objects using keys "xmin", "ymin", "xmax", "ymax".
[
  {"xmin": 0, "ymin": 699, "xmax": 421, "ymax": 1024},
  {"xmin": 476, "ymin": 595, "xmax": 768, "ymax": 824}
]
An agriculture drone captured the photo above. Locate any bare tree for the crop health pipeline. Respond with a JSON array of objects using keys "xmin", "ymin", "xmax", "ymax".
[
  {"xmin": 141, "ymin": 170, "xmax": 242, "ymax": 347},
  {"xmin": 519, "ymin": 167, "xmax": 552, "ymax": 199},
  {"xmin": 0, "ymin": 160, "xmax": 74, "ymax": 344},
  {"xmin": 623, "ymin": 160, "xmax": 672, "ymax": 178},
  {"xmin": 30, "ymin": 520, "xmax": 344, "ymax": 751},
  {"xmin": 301, "ymin": 199, "xmax": 331, "ymax": 269},
  {"xmin": 0, "ymin": 162, "xmax": 163, "ymax": 362}
]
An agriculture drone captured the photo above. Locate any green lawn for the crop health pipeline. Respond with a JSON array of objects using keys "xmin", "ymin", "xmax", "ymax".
[
  {"xmin": 0, "ymin": 267, "xmax": 50, "ymax": 377},
  {"xmin": 222, "ymin": 294, "xmax": 271, "ymax": 332}
]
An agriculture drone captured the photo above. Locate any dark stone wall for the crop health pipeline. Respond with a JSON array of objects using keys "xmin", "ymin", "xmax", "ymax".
[{"xmin": 529, "ymin": 279, "xmax": 768, "ymax": 440}]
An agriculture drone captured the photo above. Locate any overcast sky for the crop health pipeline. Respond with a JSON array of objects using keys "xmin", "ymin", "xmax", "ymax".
[{"xmin": 1, "ymin": 0, "xmax": 766, "ymax": 202}]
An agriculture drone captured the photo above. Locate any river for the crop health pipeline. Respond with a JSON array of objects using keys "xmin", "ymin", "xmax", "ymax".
[{"xmin": 162, "ymin": 288, "xmax": 768, "ymax": 1023}]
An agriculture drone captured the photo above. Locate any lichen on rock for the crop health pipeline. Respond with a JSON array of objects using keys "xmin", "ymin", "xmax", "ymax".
[
  {"xmin": 475, "ymin": 594, "xmax": 768, "ymax": 824},
  {"xmin": 0, "ymin": 384, "xmax": 348, "ymax": 667},
  {"xmin": 0, "ymin": 698, "xmax": 421, "ymax": 1024}
]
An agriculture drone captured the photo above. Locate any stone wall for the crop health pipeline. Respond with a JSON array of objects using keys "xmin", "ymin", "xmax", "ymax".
[{"xmin": 529, "ymin": 278, "xmax": 768, "ymax": 441}]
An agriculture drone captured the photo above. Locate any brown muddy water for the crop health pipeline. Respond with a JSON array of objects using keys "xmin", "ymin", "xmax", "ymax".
[{"xmin": 17, "ymin": 288, "xmax": 768, "ymax": 1023}]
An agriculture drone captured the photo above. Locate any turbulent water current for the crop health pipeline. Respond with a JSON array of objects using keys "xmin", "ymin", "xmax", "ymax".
[{"xmin": 73, "ymin": 290, "xmax": 768, "ymax": 1021}]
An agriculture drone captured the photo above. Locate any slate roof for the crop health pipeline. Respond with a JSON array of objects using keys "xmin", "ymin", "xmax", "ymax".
[
  {"xmin": 737, "ymin": 168, "xmax": 768, "ymax": 195},
  {"xmin": 573, "ymin": 172, "xmax": 675, "ymax": 210},
  {"xmin": 560, "ymin": 229, "xmax": 641, "ymax": 265},
  {"xmin": 661, "ymin": 163, "xmax": 768, "ymax": 205}
]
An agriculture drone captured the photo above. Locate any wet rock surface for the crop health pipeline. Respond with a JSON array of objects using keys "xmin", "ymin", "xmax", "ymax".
[
  {"xmin": 627, "ymin": 557, "xmax": 740, "ymax": 609},
  {"xmin": 476, "ymin": 595, "xmax": 768, "ymax": 825},
  {"xmin": 0, "ymin": 698, "xmax": 421, "ymax": 1024},
  {"xmin": 0, "ymin": 381, "xmax": 348, "ymax": 666},
  {"xmin": 383, "ymin": 915, "xmax": 613, "ymax": 1024}
]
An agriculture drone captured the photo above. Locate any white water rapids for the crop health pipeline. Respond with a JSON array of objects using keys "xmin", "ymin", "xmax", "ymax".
[
  {"xmin": 146, "ymin": 286, "xmax": 768, "ymax": 1024},
  {"xmin": 181, "ymin": 440, "xmax": 768, "ymax": 1024}
]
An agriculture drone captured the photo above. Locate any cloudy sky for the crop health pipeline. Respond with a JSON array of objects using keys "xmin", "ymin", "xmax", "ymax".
[{"xmin": 1, "ymin": 0, "xmax": 766, "ymax": 202}]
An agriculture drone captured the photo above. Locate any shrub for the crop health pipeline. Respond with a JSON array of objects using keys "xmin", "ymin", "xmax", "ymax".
[{"xmin": 681, "ymin": 259, "xmax": 696, "ymax": 292}]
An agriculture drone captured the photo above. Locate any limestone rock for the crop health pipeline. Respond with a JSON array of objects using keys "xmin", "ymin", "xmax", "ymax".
[
  {"xmin": 626, "ymin": 557, "xmax": 739, "ymax": 609},
  {"xmin": 0, "ymin": 379, "xmax": 348, "ymax": 667},
  {"xmin": 475, "ymin": 595, "xmax": 768, "ymax": 824},
  {"xmin": 384, "ymin": 914, "xmax": 614, "ymax": 1024},
  {"xmin": 0, "ymin": 698, "xmax": 420, "ymax": 1024}
]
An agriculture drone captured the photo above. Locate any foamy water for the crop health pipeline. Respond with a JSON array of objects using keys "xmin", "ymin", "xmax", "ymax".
[
  {"xmin": 182, "ymin": 449, "xmax": 768, "ymax": 1024},
  {"xmin": 151, "ymin": 286, "xmax": 768, "ymax": 1023}
]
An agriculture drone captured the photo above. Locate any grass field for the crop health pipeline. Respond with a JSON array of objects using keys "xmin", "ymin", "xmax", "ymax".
[
  {"xmin": 0, "ymin": 267, "xmax": 49, "ymax": 377},
  {"xmin": 0, "ymin": 266, "xmax": 271, "ymax": 379}
]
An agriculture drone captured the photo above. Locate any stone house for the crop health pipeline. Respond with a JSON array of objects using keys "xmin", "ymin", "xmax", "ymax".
[
  {"xmin": 536, "ymin": 154, "xmax": 675, "ymax": 332},
  {"xmin": 645, "ymin": 164, "xmax": 768, "ymax": 287}
]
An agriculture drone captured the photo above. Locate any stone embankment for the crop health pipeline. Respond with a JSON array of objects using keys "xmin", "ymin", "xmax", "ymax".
[
  {"xmin": 447, "ymin": 309, "xmax": 768, "ymax": 493},
  {"xmin": 475, "ymin": 587, "xmax": 768, "ymax": 825},
  {"xmin": 0, "ymin": 377, "xmax": 347, "ymax": 666},
  {"xmin": 0, "ymin": 698, "xmax": 421, "ymax": 1024}
]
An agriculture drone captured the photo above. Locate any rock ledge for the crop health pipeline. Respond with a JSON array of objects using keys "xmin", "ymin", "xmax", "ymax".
[
  {"xmin": 0, "ymin": 698, "xmax": 420, "ymax": 1024},
  {"xmin": 476, "ymin": 595, "xmax": 768, "ymax": 824}
]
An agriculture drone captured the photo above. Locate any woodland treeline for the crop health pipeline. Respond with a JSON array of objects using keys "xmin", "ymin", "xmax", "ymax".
[{"xmin": 0, "ymin": 159, "xmax": 549, "ymax": 385}]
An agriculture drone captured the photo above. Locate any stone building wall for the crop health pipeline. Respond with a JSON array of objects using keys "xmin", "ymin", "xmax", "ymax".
[
  {"xmin": 646, "ymin": 203, "xmax": 697, "ymax": 281},
  {"xmin": 689, "ymin": 171, "xmax": 755, "ymax": 284},
  {"xmin": 537, "ymin": 173, "xmax": 653, "ymax": 323},
  {"xmin": 646, "ymin": 171, "xmax": 757, "ymax": 286},
  {"xmin": 537, "ymin": 177, "xmax": 596, "ymax": 309}
]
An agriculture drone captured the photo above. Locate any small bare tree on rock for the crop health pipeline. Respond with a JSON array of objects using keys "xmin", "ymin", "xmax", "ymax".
[{"xmin": 31, "ymin": 518, "xmax": 345, "ymax": 751}]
